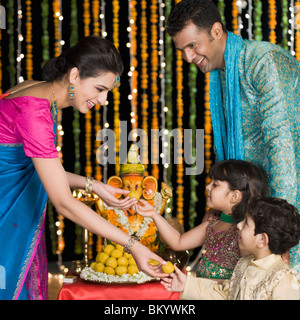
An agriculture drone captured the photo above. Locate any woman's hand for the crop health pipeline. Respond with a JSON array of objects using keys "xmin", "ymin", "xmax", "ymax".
[
  {"xmin": 160, "ymin": 264, "xmax": 187, "ymax": 292},
  {"xmin": 130, "ymin": 241, "xmax": 168, "ymax": 278},
  {"xmin": 133, "ymin": 199, "xmax": 156, "ymax": 218},
  {"xmin": 93, "ymin": 181, "xmax": 137, "ymax": 210}
]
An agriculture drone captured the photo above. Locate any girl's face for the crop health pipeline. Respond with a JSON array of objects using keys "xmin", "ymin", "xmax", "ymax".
[
  {"xmin": 71, "ymin": 71, "xmax": 117, "ymax": 113},
  {"xmin": 206, "ymin": 179, "xmax": 235, "ymax": 214}
]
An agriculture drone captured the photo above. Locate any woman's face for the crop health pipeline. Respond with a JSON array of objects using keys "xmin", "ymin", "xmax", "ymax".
[{"xmin": 71, "ymin": 70, "xmax": 117, "ymax": 113}]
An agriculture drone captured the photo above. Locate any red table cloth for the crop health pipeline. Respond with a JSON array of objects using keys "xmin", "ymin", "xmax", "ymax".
[{"xmin": 58, "ymin": 277, "xmax": 180, "ymax": 300}]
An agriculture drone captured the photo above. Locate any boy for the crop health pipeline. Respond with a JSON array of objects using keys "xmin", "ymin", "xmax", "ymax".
[{"xmin": 161, "ymin": 197, "xmax": 300, "ymax": 300}]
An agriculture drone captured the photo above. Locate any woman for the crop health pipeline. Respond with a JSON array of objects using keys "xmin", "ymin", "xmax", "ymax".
[{"xmin": 0, "ymin": 36, "xmax": 166, "ymax": 300}]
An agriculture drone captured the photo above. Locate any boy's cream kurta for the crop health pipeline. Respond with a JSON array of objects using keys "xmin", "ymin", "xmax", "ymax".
[{"xmin": 181, "ymin": 254, "xmax": 300, "ymax": 300}]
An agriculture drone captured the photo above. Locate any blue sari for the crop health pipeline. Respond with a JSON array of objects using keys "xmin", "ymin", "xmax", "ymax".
[{"xmin": 0, "ymin": 144, "xmax": 48, "ymax": 300}]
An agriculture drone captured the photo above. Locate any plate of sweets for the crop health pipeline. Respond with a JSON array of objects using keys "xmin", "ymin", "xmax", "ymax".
[{"xmin": 80, "ymin": 242, "xmax": 161, "ymax": 284}]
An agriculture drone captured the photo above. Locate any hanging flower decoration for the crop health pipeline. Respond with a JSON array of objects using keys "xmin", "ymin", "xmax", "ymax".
[{"xmin": 268, "ymin": 0, "xmax": 277, "ymax": 44}]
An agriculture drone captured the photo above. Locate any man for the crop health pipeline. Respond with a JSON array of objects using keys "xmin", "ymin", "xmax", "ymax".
[{"xmin": 166, "ymin": 0, "xmax": 300, "ymax": 270}]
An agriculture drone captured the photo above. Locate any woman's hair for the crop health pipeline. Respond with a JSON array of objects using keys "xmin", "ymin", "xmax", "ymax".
[
  {"xmin": 247, "ymin": 196, "xmax": 300, "ymax": 255},
  {"xmin": 209, "ymin": 160, "xmax": 266, "ymax": 223},
  {"xmin": 42, "ymin": 36, "xmax": 124, "ymax": 82},
  {"xmin": 166, "ymin": 0, "xmax": 226, "ymax": 37}
]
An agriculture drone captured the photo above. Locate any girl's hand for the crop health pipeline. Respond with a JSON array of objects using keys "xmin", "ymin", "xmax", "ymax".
[
  {"xmin": 93, "ymin": 181, "xmax": 137, "ymax": 210},
  {"xmin": 160, "ymin": 264, "xmax": 187, "ymax": 292},
  {"xmin": 133, "ymin": 199, "xmax": 156, "ymax": 218}
]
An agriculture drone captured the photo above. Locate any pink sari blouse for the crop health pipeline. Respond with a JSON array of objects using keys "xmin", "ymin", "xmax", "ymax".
[{"xmin": 0, "ymin": 96, "xmax": 58, "ymax": 158}]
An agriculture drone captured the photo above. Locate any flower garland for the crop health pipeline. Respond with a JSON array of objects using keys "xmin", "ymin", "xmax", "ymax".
[
  {"xmin": 112, "ymin": 0, "xmax": 121, "ymax": 175},
  {"xmin": 232, "ymin": 0, "xmax": 239, "ymax": 35},
  {"xmin": 7, "ymin": 0, "xmax": 16, "ymax": 86},
  {"xmin": 188, "ymin": 63, "xmax": 198, "ymax": 228},
  {"xmin": 41, "ymin": 0, "xmax": 50, "ymax": 66},
  {"xmin": 52, "ymin": 0, "xmax": 65, "ymax": 257},
  {"xmin": 83, "ymin": 0, "xmax": 94, "ymax": 259},
  {"xmin": 92, "ymin": 0, "xmax": 100, "ymax": 36},
  {"xmin": 280, "ymin": 0, "xmax": 288, "ymax": 49},
  {"xmin": 174, "ymin": 0, "xmax": 184, "ymax": 226},
  {"xmin": 254, "ymin": 0, "xmax": 263, "ymax": 41},
  {"xmin": 218, "ymin": 0, "xmax": 225, "ymax": 25},
  {"xmin": 25, "ymin": 0, "xmax": 33, "ymax": 80},
  {"xmin": 164, "ymin": 0, "xmax": 173, "ymax": 217},
  {"xmin": 151, "ymin": 0, "xmax": 159, "ymax": 180},
  {"xmin": 16, "ymin": 0, "xmax": 23, "ymax": 83},
  {"xmin": 103, "ymin": 193, "xmax": 163, "ymax": 251},
  {"xmin": 204, "ymin": 73, "xmax": 212, "ymax": 211},
  {"xmin": 83, "ymin": 0, "xmax": 92, "ymax": 178},
  {"xmin": 92, "ymin": 0, "xmax": 103, "ymax": 254},
  {"xmin": 140, "ymin": 0, "xmax": 149, "ymax": 174},
  {"xmin": 83, "ymin": 0, "xmax": 90, "ymax": 37},
  {"xmin": 295, "ymin": 2, "xmax": 300, "ymax": 62},
  {"xmin": 158, "ymin": 0, "xmax": 167, "ymax": 183},
  {"xmin": 128, "ymin": 0, "xmax": 138, "ymax": 140},
  {"xmin": 268, "ymin": 0, "xmax": 277, "ymax": 44}
]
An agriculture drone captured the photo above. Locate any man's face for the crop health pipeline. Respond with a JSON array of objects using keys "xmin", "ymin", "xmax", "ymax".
[{"xmin": 172, "ymin": 22, "xmax": 225, "ymax": 73}]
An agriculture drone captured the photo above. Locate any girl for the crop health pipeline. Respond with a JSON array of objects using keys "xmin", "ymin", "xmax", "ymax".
[
  {"xmin": 134, "ymin": 159, "xmax": 266, "ymax": 281},
  {"xmin": 0, "ymin": 36, "xmax": 166, "ymax": 300}
]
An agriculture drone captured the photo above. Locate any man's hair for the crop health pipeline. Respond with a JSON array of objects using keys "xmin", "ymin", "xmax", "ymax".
[
  {"xmin": 166, "ymin": 0, "xmax": 226, "ymax": 37},
  {"xmin": 247, "ymin": 196, "xmax": 300, "ymax": 255}
]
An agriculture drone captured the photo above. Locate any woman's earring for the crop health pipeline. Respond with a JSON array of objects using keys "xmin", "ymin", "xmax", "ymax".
[{"xmin": 70, "ymin": 84, "xmax": 75, "ymax": 100}]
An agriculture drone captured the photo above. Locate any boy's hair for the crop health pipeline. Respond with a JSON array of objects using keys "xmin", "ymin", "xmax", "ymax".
[
  {"xmin": 209, "ymin": 160, "xmax": 266, "ymax": 223},
  {"xmin": 166, "ymin": 0, "xmax": 226, "ymax": 37},
  {"xmin": 248, "ymin": 196, "xmax": 300, "ymax": 255}
]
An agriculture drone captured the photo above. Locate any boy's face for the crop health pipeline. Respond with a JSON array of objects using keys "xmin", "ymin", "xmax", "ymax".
[{"xmin": 237, "ymin": 214, "xmax": 260, "ymax": 254}]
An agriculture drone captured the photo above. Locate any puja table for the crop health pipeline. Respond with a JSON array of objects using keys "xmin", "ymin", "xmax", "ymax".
[{"xmin": 57, "ymin": 276, "xmax": 180, "ymax": 300}]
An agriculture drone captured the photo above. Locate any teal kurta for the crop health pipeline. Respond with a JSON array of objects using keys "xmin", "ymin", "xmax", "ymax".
[{"xmin": 219, "ymin": 39, "xmax": 300, "ymax": 270}]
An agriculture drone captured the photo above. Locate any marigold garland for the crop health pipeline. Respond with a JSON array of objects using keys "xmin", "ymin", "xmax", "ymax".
[
  {"xmin": 128, "ymin": 0, "xmax": 138, "ymax": 139},
  {"xmin": 102, "ymin": 193, "xmax": 163, "ymax": 252},
  {"xmin": 25, "ymin": 0, "xmax": 33, "ymax": 80},
  {"xmin": 232, "ymin": 0, "xmax": 239, "ymax": 35},
  {"xmin": 175, "ymin": 9, "xmax": 184, "ymax": 225},
  {"xmin": 140, "ymin": 0, "xmax": 149, "ymax": 174},
  {"xmin": 82, "ymin": 1, "xmax": 95, "ymax": 259},
  {"xmin": 52, "ymin": 0, "xmax": 65, "ymax": 256},
  {"xmin": 7, "ymin": 1, "xmax": 16, "ymax": 86},
  {"xmin": 92, "ymin": 0, "xmax": 103, "ymax": 254},
  {"xmin": 268, "ymin": 0, "xmax": 277, "ymax": 44},
  {"xmin": 112, "ymin": 0, "xmax": 121, "ymax": 175},
  {"xmin": 295, "ymin": 2, "xmax": 300, "ymax": 62},
  {"xmin": 150, "ymin": 0, "xmax": 159, "ymax": 180},
  {"xmin": 204, "ymin": 73, "xmax": 212, "ymax": 211},
  {"xmin": 164, "ymin": 0, "xmax": 174, "ymax": 217}
]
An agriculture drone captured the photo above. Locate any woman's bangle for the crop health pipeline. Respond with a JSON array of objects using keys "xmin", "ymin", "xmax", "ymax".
[
  {"xmin": 85, "ymin": 176, "xmax": 93, "ymax": 193},
  {"xmin": 123, "ymin": 237, "xmax": 138, "ymax": 254}
]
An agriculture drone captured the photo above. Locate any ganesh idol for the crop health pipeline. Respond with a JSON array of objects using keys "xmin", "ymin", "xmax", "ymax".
[{"xmin": 96, "ymin": 144, "xmax": 172, "ymax": 252}]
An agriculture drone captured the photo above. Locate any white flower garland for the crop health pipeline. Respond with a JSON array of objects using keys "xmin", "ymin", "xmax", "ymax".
[
  {"xmin": 104, "ymin": 192, "xmax": 163, "ymax": 239},
  {"xmin": 80, "ymin": 267, "xmax": 158, "ymax": 283}
]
